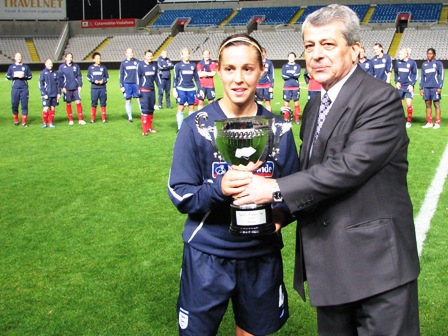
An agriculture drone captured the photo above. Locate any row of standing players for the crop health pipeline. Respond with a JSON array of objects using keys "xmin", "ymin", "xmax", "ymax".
[
  {"xmin": 4, "ymin": 47, "xmax": 312, "ymax": 134},
  {"xmin": 359, "ymin": 43, "xmax": 444, "ymax": 129},
  {"xmin": 5, "ymin": 43, "xmax": 444, "ymax": 133}
]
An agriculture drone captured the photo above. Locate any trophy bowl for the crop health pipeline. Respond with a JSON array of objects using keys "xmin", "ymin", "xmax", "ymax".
[
  {"xmin": 196, "ymin": 112, "xmax": 290, "ymax": 237},
  {"xmin": 214, "ymin": 116, "xmax": 275, "ymax": 236}
]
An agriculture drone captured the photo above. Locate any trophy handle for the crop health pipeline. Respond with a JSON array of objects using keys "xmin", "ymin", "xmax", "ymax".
[
  {"xmin": 271, "ymin": 114, "xmax": 292, "ymax": 160},
  {"xmin": 195, "ymin": 112, "xmax": 223, "ymax": 161}
]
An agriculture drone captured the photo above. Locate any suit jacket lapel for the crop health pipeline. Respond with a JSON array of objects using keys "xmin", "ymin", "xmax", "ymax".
[
  {"xmin": 300, "ymin": 96, "xmax": 321, "ymax": 170},
  {"xmin": 308, "ymin": 66, "xmax": 366, "ymax": 165}
]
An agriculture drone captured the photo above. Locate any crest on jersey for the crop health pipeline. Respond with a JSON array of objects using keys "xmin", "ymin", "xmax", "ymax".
[{"xmin": 179, "ymin": 308, "xmax": 189, "ymax": 329}]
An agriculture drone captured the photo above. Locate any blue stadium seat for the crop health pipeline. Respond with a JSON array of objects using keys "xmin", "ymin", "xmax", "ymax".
[
  {"xmin": 370, "ymin": 3, "xmax": 442, "ymax": 23},
  {"xmin": 227, "ymin": 6, "xmax": 300, "ymax": 26},
  {"xmin": 151, "ymin": 8, "xmax": 233, "ymax": 28}
]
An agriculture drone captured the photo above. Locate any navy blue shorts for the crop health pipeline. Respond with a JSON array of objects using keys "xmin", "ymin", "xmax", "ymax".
[
  {"xmin": 423, "ymin": 88, "xmax": 441, "ymax": 101},
  {"xmin": 63, "ymin": 90, "xmax": 81, "ymax": 102},
  {"xmin": 198, "ymin": 87, "xmax": 215, "ymax": 101},
  {"xmin": 42, "ymin": 97, "xmax": 59, "ymax": 108},
  {"xmin": 178, "ymin": 244, "xmax": 289, "ymax": 335},
  {"xmin": 177, "ymin": 89, "xmax": 196, "ymax": 105},
  {"xmin": 256, "ymin": 87, "xmax": 273, "ymax": 101},
  {"xmin": 398, "ymin": 88, "xmax": 413, "ymax": 100},
  {"xmin": 283, "ymin": 89, "xmax": 300, "ymax": 101}
]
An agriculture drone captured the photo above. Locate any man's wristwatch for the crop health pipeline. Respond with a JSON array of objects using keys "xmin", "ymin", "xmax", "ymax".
[{"xmin": 272, "ymin": 182, "xmax": 283, "ymax": 203}]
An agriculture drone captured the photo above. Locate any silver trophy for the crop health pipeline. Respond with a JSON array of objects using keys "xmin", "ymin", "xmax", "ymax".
[{"xmin": 196, "ymin": 111, "xmax": 291, "ymax": 236}]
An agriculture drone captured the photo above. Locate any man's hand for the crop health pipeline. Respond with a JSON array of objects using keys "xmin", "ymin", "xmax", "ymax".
[{"xmin": 233, "ymin": 175, "xmax": 276, "ymax": 206}]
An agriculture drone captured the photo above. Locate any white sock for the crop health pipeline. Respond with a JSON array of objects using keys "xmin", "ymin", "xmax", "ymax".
[{"xmin": 125, "ymin": 101, "xmax": 132, "ymax": 119}]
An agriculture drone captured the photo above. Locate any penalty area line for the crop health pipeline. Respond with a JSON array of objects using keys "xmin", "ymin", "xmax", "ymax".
[{"xmin": 415, "ymin": 142, "xmax": 448, "ymax": 256}]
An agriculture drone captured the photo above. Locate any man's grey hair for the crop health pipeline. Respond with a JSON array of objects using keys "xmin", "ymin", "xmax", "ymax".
[{"xmin": 302, "ymin": 4, "xmax": 360, "ymax": 46}]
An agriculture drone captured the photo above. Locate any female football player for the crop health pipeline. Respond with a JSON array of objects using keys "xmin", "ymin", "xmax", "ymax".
[{"xmin": 168, "ymin": 33, "xmax": 299, "ymax": 336}]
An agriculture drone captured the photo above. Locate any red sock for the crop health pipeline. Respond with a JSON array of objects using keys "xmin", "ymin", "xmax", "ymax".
[
  {"xmin": 91, "ymin": 107, "xmax": 97, "ymax": 121},
  {"xmin": 407, "ymin": 106, "xmax": 413, "ymax": 122},
  {"xmin": 436, "ymin": 118, "xmax": 441, "ymax": 125},
  {"xmin": 294, "ymin": 105, "xmax": 301, "ymax": 122},
  {"xmin": 42, "ymin": 110, "xmax": 48, "ymax": 124},
  {"xmin": 49, "ymin": 109, "xmax": 55, "ymax": 124},
  {"xmin": 22, "ymin": 115, "xmax": 27, "ymax": 125},
  {"xmin": 66, "ymin": 104, "xmax": 74, "ymax": 121},
  {"xmin": 148, "ymin": 114, "xmax": 154, "ymax": 130},
  {"xmin": 141, "ymin": 114, "xmax": 148, "ymax": 134},
  {"xmin": 428, "ymin": 116, "xmax": 433, "ymax": 124},
  {"xmin": 76, "ymin": 103, "xmax": 83, "ymax": 120},
  {"xmin": 101, "ymin": 106, "xmax": 107, "ymax": 121},
  {"xmin": 13, "ymin": 114, "xmax": 19, "ymax": 123}
]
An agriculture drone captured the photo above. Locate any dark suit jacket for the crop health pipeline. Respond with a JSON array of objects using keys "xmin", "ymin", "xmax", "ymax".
[{"xmin": 279, "ymin": 65, "xmax": 420, "ymax": 307}]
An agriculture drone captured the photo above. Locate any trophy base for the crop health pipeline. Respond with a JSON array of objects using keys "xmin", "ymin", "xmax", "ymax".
[{"xmin": 229, "ymin": 203, "xmax": 275, "ymax": 236}]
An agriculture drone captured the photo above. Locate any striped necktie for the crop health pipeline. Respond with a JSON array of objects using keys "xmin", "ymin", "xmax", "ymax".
[{"xmin": 310, "ymin": 92, "xmax": 331, "ymax": 155}]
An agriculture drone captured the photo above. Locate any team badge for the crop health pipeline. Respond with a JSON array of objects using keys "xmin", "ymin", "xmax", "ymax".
[{"xmin": 179, "ymin": 308, "xmax": 189, "ymax": 329}]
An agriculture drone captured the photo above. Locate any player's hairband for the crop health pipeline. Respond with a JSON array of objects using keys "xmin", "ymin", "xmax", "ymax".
[{"xmin": 218, "ymin": 37, "xmax": 262, "ymax": 58}]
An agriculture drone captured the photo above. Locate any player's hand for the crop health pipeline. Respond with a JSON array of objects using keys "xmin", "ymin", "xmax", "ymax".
[
  {"xmin": 62, "ymin": 88, "xmax": 66, "ymax": 94},
  {"xmin": 420, "ymin": 89, "xmax": 424, "ymax": 96},
  {"xmin": 396, "ymin": 82, "xmax": 402, "ymax": 90},
  {"xmin": 173, "ymin": 89, "xmax": 178, "ymax": 99},
  {"xmin": 120, "ymin": 87, "xmax": 125, "ymax": 93},
  {"xmin": 221, "ymin": 168, "xmax": 252, "ymax": 197}
]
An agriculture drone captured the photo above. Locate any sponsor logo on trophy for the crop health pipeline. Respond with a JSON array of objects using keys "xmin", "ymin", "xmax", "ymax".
[{"xmin": 195, "ymin": 110, "xmax": 291, "ymax": 236}]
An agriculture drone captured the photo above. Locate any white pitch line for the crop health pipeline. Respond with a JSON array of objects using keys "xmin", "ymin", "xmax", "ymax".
[{"xmin": 415, "ymin": 143, "xmax": 448, "ymax": 256}]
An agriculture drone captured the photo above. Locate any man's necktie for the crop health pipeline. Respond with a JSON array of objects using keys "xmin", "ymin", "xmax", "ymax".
[{"xmin": 310, "ymin": 93, "xmax": 332, "ymax": 155}]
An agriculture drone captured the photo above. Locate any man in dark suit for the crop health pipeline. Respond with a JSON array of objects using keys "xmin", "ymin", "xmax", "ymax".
[{"xmin": 232, "ymin": 4, "xmax": 420, "ymax": 335}]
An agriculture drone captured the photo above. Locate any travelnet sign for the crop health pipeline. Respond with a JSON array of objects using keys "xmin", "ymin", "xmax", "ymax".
[
  {"xmin": 1, "ymin": 0, "xmax": 66, "ymax": 20},
  {"xmin": 81, "ymin": 19, "xmax": 136, "ymax": 28}
]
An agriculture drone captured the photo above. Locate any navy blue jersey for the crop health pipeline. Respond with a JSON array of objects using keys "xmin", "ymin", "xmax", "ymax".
[
  {"xmin": 6, "ymin": 63, "xmax": 32, "ymax": 89},
  {"xmin": 168, "ymin": 101, "xmax": 299, "ymax": 259},
  {"xmin": 420, "ymin": 59, "xmax": 444, "ymax": 89},
  {"xmin": 58, "ymin": 62, "xmax": 82, "ymax": 90},
  {"xmin": 281, "ymin": 63, "xmax": 300, "ymax": 89},
  {"xmin": 137, "ymin": 61, "xmax": 158, "ymax": 91},
  {"xmin": 87, "ymin": 64, "xmax": 109, "ymax": 89},
  {"xmin": 157, "ymin": 56, "xmax": 174, "ymax": 80},
  {"xmin": 394, "ymin": 59, "xmax": 418, "ymax": 87},
  {"xmin": 39, "ymin": 68, "xmax": 60, "ymax": 98},
  {"xmin": 359, "ymin": 59, "xmax": 374, "ymax": 76},
  {"xmin": 258, "ymin": 59, "xmax": 274, "ymax": 88},
  {"xmin": 372, "ymin": 54, "xmax": 392, "ymax": 81},
  {"xmin": 173, "ymin": 61, "xmax": 202, "ymax": 91},
  {"xmin": 119, "ymin": 58, "xmax": 139, "ymax": 87}
]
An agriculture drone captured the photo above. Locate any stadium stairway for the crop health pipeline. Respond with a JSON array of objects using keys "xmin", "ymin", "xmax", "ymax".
[
  {"xmin": 154, "ymin": 36, "xmax": 173, "ymax": 57},
  {"xmin": 84, "ymin": 37, "xmax": 112, "ymax": 61},
  {"xmin": 146, "ymin": 13, "xmax": 160, "ymax": 27},
  {"xmin": 25, "ymin": 38, "xmax": 40, "ymax": 62},
  {"xmin": 290, "ymin": 8, "xmax": 304, "ymax": 25},
  {"xmin": 439, "ymin": 5, "xmax": 448, "ymax": 24},
  {"xmin": 388, "ymin": 32, "xmax": 402, "ymax": 56},
  {"xmin": 362, "ymin": 6, "xmax": 375, "ymax": 24},
  {"xmin": 219, "ymin": 10, "xmax": 238, "ymax": 27}
]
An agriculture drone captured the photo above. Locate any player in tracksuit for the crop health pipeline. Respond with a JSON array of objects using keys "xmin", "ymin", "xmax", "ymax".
[
  {"xmin": 137, "ymin": 50, "xmax": 159, "ymax": 135},
  {"xmin": 119, "ymin": 48, "xmax": 140, "ymax": 122},
  {"xmin": 197, "ymin": 49, "xmax": 218, "ymax": 110},
  {"xmin": 169, "ymin": 34, "xmax": 298, "ymax": 336},
  {"xmin": 358, "ymin": 46, "xmax": 374, "ymax": 76},
  {"xmin": 304, "ymin": 69, "xmax": 322, "ymax": 100},
  {"xmin": 58, "ymin": 52, "xmax": 86, "ymax": 125},
  {"xmin": 420, "ymin": 48, "xmax": 444, "ymax": 129},
  {"xmin": 173, "ymin": 48, "xmax": 203, "ymax": 131},
  {"xmin": 87, "ymin": 52, "xmax": 109, "ymax": 123},
  {"xmin": 39, "ymin": 58, "xmax": 60, "ymax": 128},
  {"xmin": 372, "ymin": 43, "xmax": 392, "ymax": 83},
  {"xmin": 256, "ymin": 47, "xmax": 274, "ymax": 111},
  {"xmin": 281, "ymin": 52, "xmax": 301, "ymax": 124},
  {"xmin": 157, "ymin": 50, "xmax": 174, "ymax": 109},
  {"xmin": 6, "ymin": 52, "xmax": 32, "ymax": 126},
  {"xmin": 394, "ymin": 48, "xmax": 418, "ymax": 128}
]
